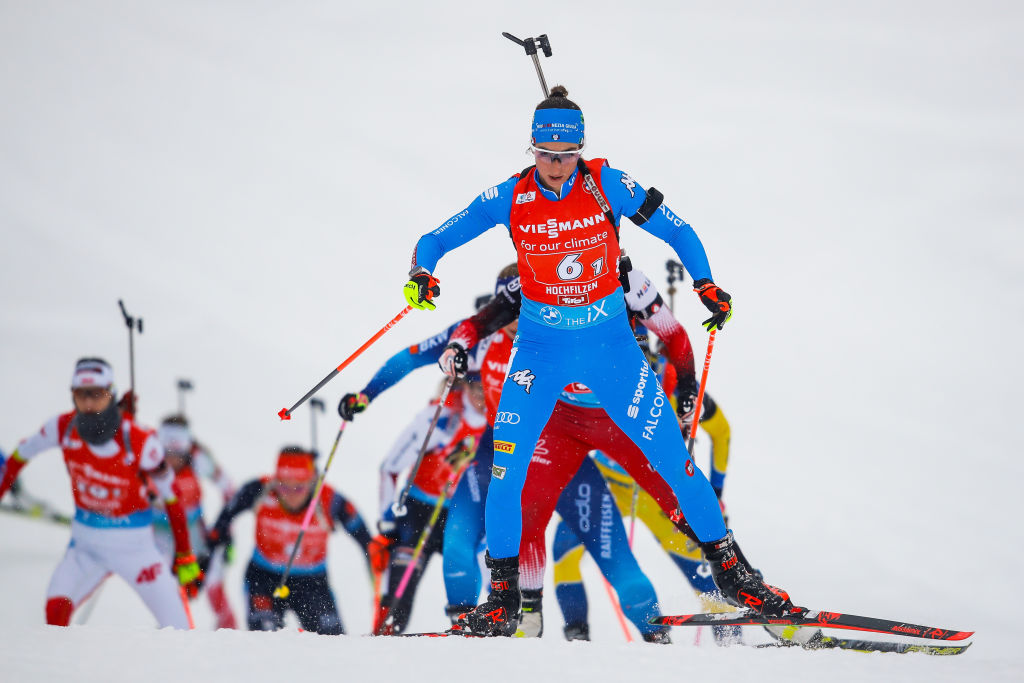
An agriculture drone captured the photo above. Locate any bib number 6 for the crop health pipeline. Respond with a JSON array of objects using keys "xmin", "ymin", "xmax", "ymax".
[{"xmin": 557, "ymin": 253, "xmax": 605, "ymax": 282}]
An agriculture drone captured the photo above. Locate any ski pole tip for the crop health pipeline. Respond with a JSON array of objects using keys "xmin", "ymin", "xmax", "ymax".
[
  {"xmin": 273, "ymin": 585, "xmax": 290, "ymax": 599},
  {"xmin": 278, "ymin": 408, "xmax": 291, "ymax": 421}
]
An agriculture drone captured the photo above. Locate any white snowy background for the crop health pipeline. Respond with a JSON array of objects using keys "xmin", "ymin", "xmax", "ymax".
[{"xmin": 1, "ymin": 1, "xmax": 1021, "ymax": 681}]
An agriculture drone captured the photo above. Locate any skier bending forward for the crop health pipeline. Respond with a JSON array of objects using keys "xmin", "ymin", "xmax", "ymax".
[{"xmin": 403, "ymin": 85, "xmax": 797, "ymax": 635}]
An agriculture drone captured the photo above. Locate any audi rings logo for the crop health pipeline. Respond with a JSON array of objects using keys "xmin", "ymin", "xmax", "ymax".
[{"xmin": 495, "ymin": 412, "xmax": 521, "ymax": 425}]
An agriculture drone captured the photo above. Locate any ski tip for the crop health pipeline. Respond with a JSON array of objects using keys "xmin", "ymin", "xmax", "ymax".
[
  {"xmin": 278, "ymin": 408, "xmax": 291, "ymax": 421},
  {"xmin": 947, "ymin": 630, "xmax": 974, "ymax": 641}
]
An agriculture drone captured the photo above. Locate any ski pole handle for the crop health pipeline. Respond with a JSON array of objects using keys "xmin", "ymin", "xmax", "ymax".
[
  {"xmin": 279, "ymin": 305, "xmax": 413, "ymax": 420},
  {"xmin": 687, "ymin": 330, "xmax": 716, "ymax": 454}
]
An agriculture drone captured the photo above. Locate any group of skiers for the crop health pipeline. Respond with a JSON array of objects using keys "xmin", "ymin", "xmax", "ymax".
[{"xmin": 0, "ymin": 84, "xmax": 799, "ymax": 640}]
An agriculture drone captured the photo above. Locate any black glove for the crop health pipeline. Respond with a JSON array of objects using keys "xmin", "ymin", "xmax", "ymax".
[
  {"xmin": 338, "ymin": 392, "xmax": 369, "ymax": 421},
  {"xmin": 675, "ymin": 375, "xmax": 699, "ymax": 425},
  {"xmin": 437, "ymin": 342, "xmax": 469, "ymax": 377},
  {"xmin": 692, "ymin": 278, "xmax": 733, "ymax": 331}
]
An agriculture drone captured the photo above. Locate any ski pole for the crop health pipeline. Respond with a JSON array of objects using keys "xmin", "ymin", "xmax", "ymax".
[
  {"xmin": 310, "ymin": 397, "xmax": 325, "ymax": 456},
  {"xmin": 272, "ymin": 422, "xmax": 347, "ymax": 599},
  {"xmin": 73, "ymin": 581, "xmax": 107, "ymax": 625},
  {"xmin": 375, "ymin": 444, "xmax": 475, "ymax": 635},
  {"xmin": 687, "ymin": 330, "xmax": 717, "ymax": 455},
  {"xmin": 179, "ymin": 586, "xmax": 195, "ymax": 629},
  {"xmin": 117, "ymin": 300, "xmax": 143, "ymax": 397},
  {"xmin": 391, "ymin": 377, "xmax": 456, "ymax": 517},
  {"xmin": 502, "ymin": 32, "xmax": 553, "ymax": 97},
  {"xmin": 279, "ymin": 306, "xmax": 413, "ymax": 421},
  {"xmin": 601, "ymin": 577, "xmax": 635, "ymax": 643}
]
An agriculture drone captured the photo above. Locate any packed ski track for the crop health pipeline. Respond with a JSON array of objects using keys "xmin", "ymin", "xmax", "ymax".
[{"xmin": 1, "ymin": 2, "xmax": 1021, "ymax": 681}]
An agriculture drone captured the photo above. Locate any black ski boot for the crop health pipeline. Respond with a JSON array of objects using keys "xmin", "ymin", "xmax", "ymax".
[
  {"xmin": 642, "ymin": 627, "xmax": 672, "ymax": 644},
  {"xmin": 700, "ymin": 531, "xmax": 798, "ymax": 617},
  {"xmin": 563, "ymin": 623, "xmax": 590, "ymax": 641},
  {"xmin": 518, "ymin": 589, "xmax": 543, "ymax": 637},
  {"xmin": 458, "ymin": 553, "xmax": 521, "ymax": 636}
]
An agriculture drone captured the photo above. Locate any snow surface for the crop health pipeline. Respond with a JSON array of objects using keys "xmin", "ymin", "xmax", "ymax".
[{"xmin": 1, "ymin": 1, "xmax": 1022, "ymax": 681}]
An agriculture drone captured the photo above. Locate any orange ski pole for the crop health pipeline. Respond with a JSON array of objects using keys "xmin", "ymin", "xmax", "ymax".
[
  {"xmin": 179, "ymin": 586, "xmax": 195, "ymax": 629},
  {"xmin": 601, "ymin": 577, "xmax": 635, "ymax": 642},
  {"xmin": 279, "ymin": 305, "xmax": 413, "ymax": 420},
  {"xmin": 687, "ymin": 329, "xmax": 716, "ymax": 454},
  {"xmin": 687, "ymin": 329, "xmax": 716, "ymax": 647}
]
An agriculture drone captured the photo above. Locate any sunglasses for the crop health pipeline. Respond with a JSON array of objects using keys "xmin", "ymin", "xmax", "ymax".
[{"xmin": 530, "ymin": 145, "xmax": 584, "ymax": 163}]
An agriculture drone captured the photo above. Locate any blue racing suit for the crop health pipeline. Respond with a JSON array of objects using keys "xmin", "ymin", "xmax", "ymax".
[{"xmin": 412, "ymin": 162, "xmax": 727, "ymax": 560}]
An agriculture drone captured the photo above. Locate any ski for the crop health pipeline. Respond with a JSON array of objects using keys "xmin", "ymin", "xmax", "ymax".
[
  {"xmin": 394, "ymin": 629, "xmax": 488, "ymax": 638},
  {"xmin": 760, "ymin": 626, "xmax": 972, "ymax": 655},
  {"xmin": 651, "ymin": 609, "xmax": 973, "ymax": 641},
  {"xmin": 0, "ymin": 501, "xmax": 72, "ymax": 526}
]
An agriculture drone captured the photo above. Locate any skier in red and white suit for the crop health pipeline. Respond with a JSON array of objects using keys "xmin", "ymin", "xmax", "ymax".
[
  {"xmin": 373, "ymin": 379, "xmax": 487, "ymax": 634},
  {"xmin": 154, "ymin": 415, "xmax": 237, "ymax": 628},
  {"xmin": 0, "ymin": 358, "xmax": 201, "ymax": 628}
]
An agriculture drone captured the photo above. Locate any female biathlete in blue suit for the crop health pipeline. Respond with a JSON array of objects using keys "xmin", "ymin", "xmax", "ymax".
[{"xmin": 403, "ymin": 85, "xmax": 797, "ymax": 636}]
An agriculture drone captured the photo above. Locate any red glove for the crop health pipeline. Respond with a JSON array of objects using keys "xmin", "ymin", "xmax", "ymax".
[
  {"xmin": 692, "ymin": 279, "xmax": 733, "ymax": 331},
  {"xmin": 368, "ymin": 534, "xmax": 393, "ymax": 576},
  {"xmin": 174, "ymin": 552, "xmax": 203, "ymax": 599},
  {"xmin": 0, "ymin": 454, "xmax": 26, "ymax": 500}
]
